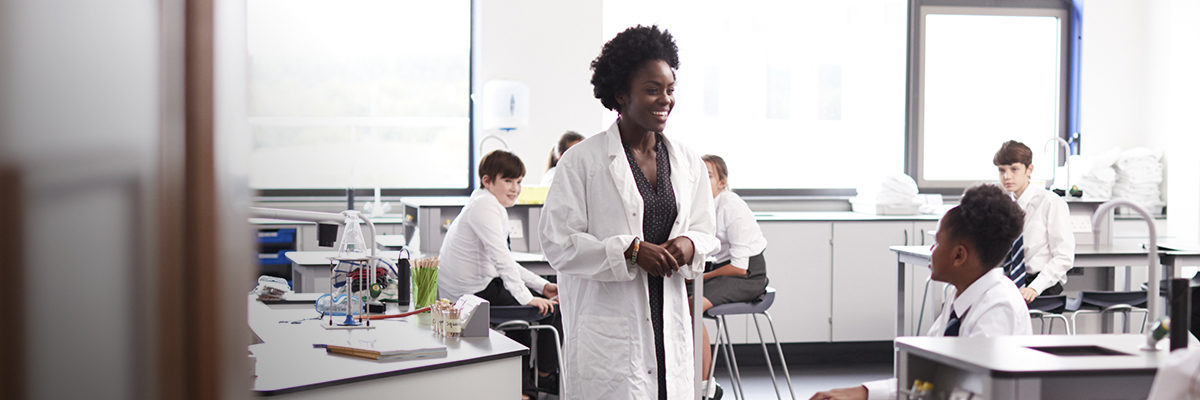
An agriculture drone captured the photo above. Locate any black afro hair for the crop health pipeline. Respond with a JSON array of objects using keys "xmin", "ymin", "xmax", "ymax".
[
  {"xmin": 590, "ymin": 25, "xmax": 679, "ymax": 112},
  {"xmin": 941, "ymin": 184, "xmax": 1025, "ymax": 269}
]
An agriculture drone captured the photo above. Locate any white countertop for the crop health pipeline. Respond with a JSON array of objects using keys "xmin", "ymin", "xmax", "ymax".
[
  {"xmin": 754, "ymin": 211, "xmax": 941, "ymax": 221},
  {"xmin": 896, "ymin": 334, "xmax": 1166, "ymax": 377},
  {"xmin": 249, "ymin": 297, "xmax": 526, "ymax": 395}
]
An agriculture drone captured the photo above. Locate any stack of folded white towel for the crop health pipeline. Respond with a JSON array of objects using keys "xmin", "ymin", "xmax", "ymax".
[
  {"xmin": 853, "ymin": 173, "xmax": 922, "ymax": 215},
  {"xmin": 1112, "ymin": 147, "xmax": 1164, "ymax": 213}
]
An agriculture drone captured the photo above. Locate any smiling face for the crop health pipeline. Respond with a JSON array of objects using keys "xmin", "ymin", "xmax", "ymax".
[
  {"xmin": 617, "ymin": 59, "xmax": 675, "ymax": 133},
  {"xmin": 482, "ymin": 174, "xmax": 523, "ymax": 207},
  {"xmin": 997, "ymin": 162, "xmax": 1033, "ymax": 197}
]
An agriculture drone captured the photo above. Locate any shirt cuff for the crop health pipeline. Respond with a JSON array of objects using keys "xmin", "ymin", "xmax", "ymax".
[
  {"xmin": 1028, "ymin": 276, "xmax": 1052, "ymax": 294},
  {"xmin": 512, "ymin": 288, "xmax": 534, "ymax": 306},
  {"xmin": 863, "ymin": 378, "xmax": 897, "ymax": 400},
  {"xmin": 525, "ymin": 276, "xmax": 551, "ymax": 292}
]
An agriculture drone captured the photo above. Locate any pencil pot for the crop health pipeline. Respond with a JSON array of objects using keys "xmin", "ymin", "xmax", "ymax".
[{"xmin": 411, "ymin": 266, "xmax": 438, "ymax": 309}]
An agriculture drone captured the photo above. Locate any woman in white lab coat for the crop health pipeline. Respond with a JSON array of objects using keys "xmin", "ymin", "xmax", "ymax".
[{"xmin": 539, "ymin": 25, "xmax": 718, "ymax": 400}]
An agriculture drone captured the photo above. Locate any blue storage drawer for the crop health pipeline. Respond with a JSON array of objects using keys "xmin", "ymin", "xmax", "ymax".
[
  {"xmin": 258, "ymin": 228, "xmax": 296, "ymax": 244},
  {"xmin": 259, "ymin": 249, "xmax": 291, "ymax": 266}
]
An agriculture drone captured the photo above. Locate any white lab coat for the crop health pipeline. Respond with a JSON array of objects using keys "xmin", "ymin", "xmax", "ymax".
[
  {"xmin": 1148, "ymin": 346, "xmax": 1200, "ymax": 399},
  {"xmin": 539, "ymin": 120, "xmax": 718, "ymax": 400}
]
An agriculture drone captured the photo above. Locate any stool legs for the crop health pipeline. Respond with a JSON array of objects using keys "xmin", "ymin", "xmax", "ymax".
[
  {"xmin": 752, "ymin": 311, "xmax": 796, "ymax": 400},
  {"xmin": 708, "ymin": 313, "xmax": 796, "ymax": 400},
  {"xmin": 527, "ymin": 325, "xmax": 564, "ymax": 393},
  {"xmin": 721, "ymin": 317, "xmax": 747, "ymax": 400}
]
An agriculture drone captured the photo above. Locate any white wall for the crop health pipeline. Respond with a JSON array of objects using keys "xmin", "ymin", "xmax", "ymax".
[
  {"xmin": 1079, "ymin": 0, "xmax": 1149, "ymax": 153},
  {"xmin": 476, "ymin": 0, "xmax": 608, "ymax": 185},
  {"xmin": 1080, "ymin": 0, "xmax": 1200, "ymax": 237},
  {"xmin": 1145, "ymin": 0, "xmax": 1200, "ymax": 241}
]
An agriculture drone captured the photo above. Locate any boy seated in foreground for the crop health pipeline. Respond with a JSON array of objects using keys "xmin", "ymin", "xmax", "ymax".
[{"xmin": 810, "ymin": 184, "xmax": 1033, "ymax": 400}]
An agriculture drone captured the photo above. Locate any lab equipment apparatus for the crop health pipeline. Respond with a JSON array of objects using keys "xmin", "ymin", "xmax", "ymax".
[{"xmin": 250, "ymin": 207, "xmax": 382, "ymax": 329}]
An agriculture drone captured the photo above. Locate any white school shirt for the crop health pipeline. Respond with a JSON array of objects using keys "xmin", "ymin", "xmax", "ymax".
[
  {"xmin": 1016, "ymin": 186, "xmax": 1076, "ymax": 294},
  {"xmin": 862, "ymin": 267, "xmax": 1032, "ymax": 400},
  {"xmin": 711, "ymin": 190, "xmax": 767, "ymax": 269},
  {"xmin": 541, "ymin": 167, "xmax": 558, "ymax": 186},
  {"xmin": 437, "ymin": 188, "xmax": 550, "ymax": 304},
  {"xmin": 539, "ymin": 120, "xmax": 719, "ymax": 400}
]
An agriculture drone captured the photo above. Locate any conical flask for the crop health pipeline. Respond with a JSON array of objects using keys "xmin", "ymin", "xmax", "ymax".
[{"xmin": 337, "ymin": 215, "xmax": 369, "ymax": 260}]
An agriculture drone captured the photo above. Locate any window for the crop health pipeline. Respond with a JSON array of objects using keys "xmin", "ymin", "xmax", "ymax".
[
  {"xmin": 908, "ymin": 2, "xmax": 1072, "ymax": 189},
  {"xmin": 602, "ymin": 0, "xmax": 908, "ymax": 192},
  {"xmin": 247, "ymin": 0, "xmax": 472, "ymax": 193}
]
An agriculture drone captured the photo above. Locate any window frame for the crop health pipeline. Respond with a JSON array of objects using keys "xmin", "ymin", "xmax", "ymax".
[
  {"xmin": 905, "ymin": 0, "xmax": 1077, "ymax": 193},
  {"xmin": 252, "ymin": 0, "xmax": 478, "ymax": 198}
]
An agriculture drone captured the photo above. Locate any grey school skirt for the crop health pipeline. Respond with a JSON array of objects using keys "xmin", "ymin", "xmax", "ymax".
[{"xmin": 689, "ymin": 252, "xmax": 768, "ymax": 307}]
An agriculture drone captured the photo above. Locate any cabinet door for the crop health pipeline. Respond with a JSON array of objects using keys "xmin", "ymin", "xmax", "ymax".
[
  {"xmin": 831, "ymin": 221, "xmax": 911, "ymax": 341},
  {"xmin": 755, "ymin": 221, "xmax": 833, "ymax": 343}
]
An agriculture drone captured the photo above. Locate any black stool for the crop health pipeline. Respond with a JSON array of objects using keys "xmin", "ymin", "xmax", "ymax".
[
  {"xmin": 1067, "ymin": 291, "xmax": 1149, "ymax": 333},
  {"xmin": 490, "ymin": 305, "xmax": 563, "ymax": 395},
  {"xmin": 1028, "ymin": 295, "xmax": 1071, "ymax": 334}
]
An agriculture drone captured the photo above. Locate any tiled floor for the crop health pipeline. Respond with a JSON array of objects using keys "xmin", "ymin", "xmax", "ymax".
[
  {"xmin": 710, "ymin": 363, "xmax": 893, "ymax": 399},
  {"xmin": 536, "ymin": 362, "xmax": 893, "ymax": 399}
]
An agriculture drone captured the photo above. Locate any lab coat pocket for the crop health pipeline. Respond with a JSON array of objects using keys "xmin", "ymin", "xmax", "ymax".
[{"xmin": 573, "ymin": 315, "xmax": 635, "ymax": 389}]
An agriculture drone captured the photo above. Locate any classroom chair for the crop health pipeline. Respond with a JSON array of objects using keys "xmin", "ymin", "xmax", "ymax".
[
  {"xmin": 705, "ymin": 287, "xmax": 795, "ymax": 400},
  {"xmin": 490, "ymin": 305, "xmax": 564, "ymax": 396},
  {"xmin": 1028, "ymin": 295, "xmax": 1072, "ymax": 335},
  {"xmin": 1067, "ymin": 290, "xmax": 1149, "ymax": 334}
]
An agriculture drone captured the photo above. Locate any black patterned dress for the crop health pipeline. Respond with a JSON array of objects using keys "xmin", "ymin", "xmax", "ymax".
[{"xmin": 623, "ymin": 133, "xmax": 677, "ymax": 400}]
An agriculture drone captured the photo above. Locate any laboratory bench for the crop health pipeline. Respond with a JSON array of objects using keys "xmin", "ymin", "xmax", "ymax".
[
  {"xmin": 250, "ymin": 197, "xmax": 1127, "ymax": 346},
  {"xmin": 896, "ymin": 334, "xmax": 1167, "ymax": 400},
  {"xmin": 891, "ymin": 241, "xmax": 1200, "ymax": 336},
  {"xmin": 249, "ymin": 296, "xmax": 525, "ymax": 398}
]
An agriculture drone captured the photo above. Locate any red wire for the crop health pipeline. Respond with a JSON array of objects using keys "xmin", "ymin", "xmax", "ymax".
[{"xmin": 359, "ymin": 306, "xmax": 431, "ymax": 321}]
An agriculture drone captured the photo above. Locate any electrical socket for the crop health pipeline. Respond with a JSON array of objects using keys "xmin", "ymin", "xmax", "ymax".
[{"xmin": 508, "ymin": 219, "xmax": 524, "ymax": 239}]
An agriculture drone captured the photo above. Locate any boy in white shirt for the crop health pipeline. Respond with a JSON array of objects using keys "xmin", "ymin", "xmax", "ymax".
[
  {"xmin": 994, "ymin": 140, "xmax": 1076, "ymax": 302},
  {"xmin": 810, "ymin": 184, "xmax": 1032, "ymax": 400},
  {"xmin": 438, "ymin": 150, "xmax": 559, "ymax": 397}
]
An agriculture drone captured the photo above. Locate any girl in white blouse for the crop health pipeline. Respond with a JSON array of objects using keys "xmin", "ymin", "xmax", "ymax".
[{"xmin": 693, "ymin": 155, "xmax": 769, "ymax": 392}]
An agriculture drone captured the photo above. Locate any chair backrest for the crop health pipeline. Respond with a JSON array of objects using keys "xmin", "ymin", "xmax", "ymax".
[
  {"xmin": 1079, "ymin": 290, "xmax": 1148, "ymax": 309},
  {"xmin": 1028, "ymin": 294, "xmax": 1067, "ymax": 313},
  {"xmin": 489, "ymin": 305, "xmax": 552, "ymax": 325}
]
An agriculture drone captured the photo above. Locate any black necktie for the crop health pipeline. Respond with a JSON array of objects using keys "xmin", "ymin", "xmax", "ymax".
[{"xmin": 944, "ymin": 309, "xmax": 967, "ymax": 337}]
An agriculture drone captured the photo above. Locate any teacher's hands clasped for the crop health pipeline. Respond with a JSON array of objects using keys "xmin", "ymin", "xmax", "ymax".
[{"xmin": 631, "ymin": 236, "xmax": 695, "ymax": 277}]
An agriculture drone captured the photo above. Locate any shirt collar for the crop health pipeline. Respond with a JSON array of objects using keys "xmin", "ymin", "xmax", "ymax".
[
  {"xmin": 1016, "ymin": 185, "xmax": 1042, "ymax": 208},
  {"xmin": 470, "ymin": 188, "xmax": 500, "ymax": 206},
  {"xmin": 952, "ymin": 267, "xmax": 1008, "ymax": 316}
]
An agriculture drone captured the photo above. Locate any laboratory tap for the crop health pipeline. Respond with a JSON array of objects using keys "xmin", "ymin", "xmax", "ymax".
[
  {"xmin": 1044, "ymin": 137, "xmax": 1072, "ymax": 192},
  {"xmin": 1092, "ymin": 200, "xmax": 1162, "ymax": 339}
]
